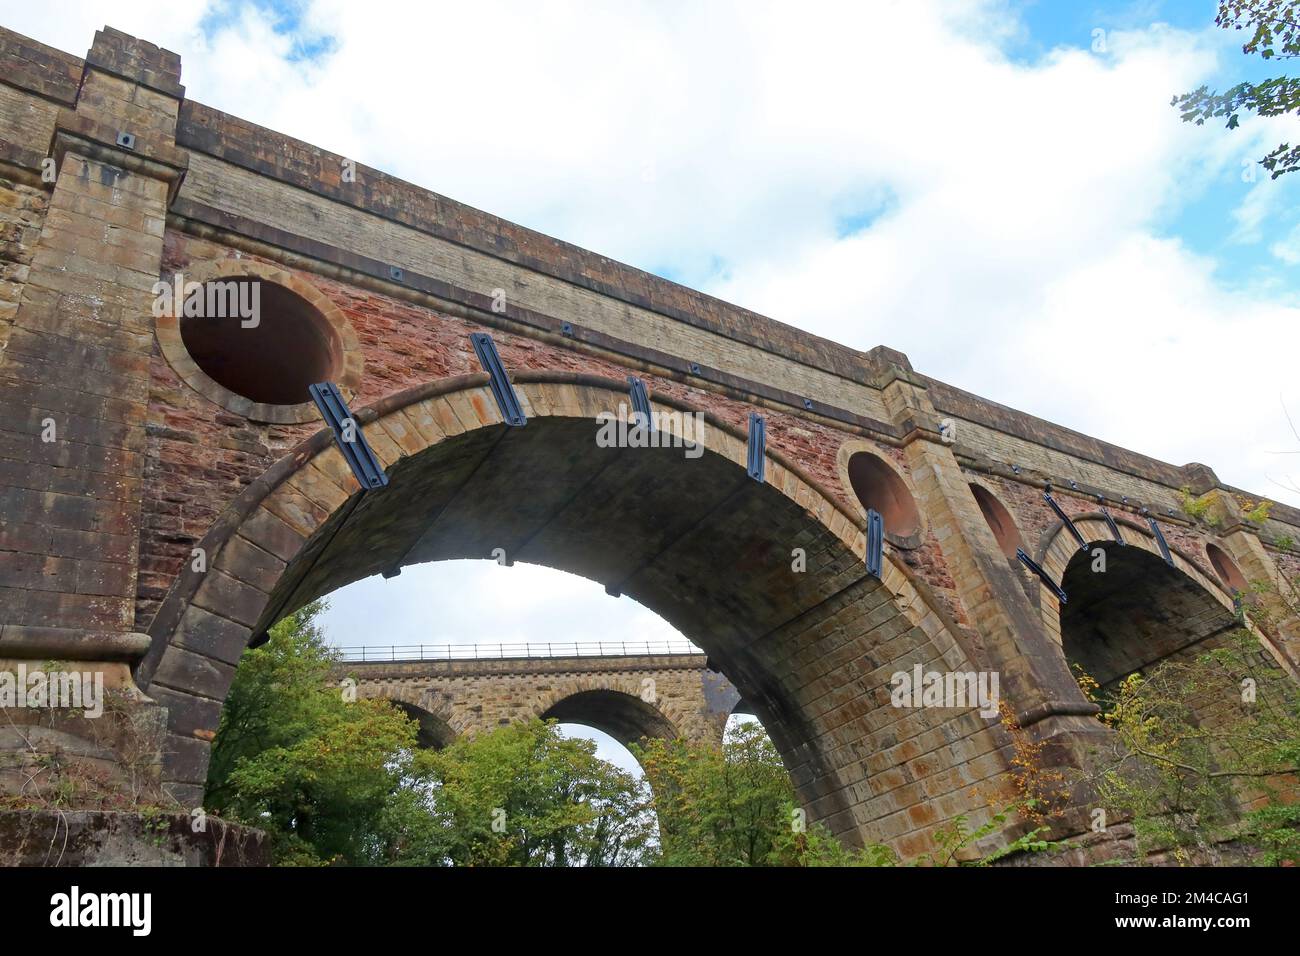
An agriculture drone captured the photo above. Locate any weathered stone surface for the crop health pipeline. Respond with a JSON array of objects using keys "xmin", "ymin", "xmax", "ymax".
[
  {"xmin": 0, "ymin": 810, "xmax": 266, "ymax": 867},
  {"xmin": 0, "ymin": 22, "xmax": 1297, "ymax": 866},
  {"xmin": 342, "ymin": 653, "xmax": 733, "ymax": 751}
]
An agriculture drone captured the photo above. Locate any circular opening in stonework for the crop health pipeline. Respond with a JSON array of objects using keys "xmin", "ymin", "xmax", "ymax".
[
  {"xmin": 969, "ymin": 483, "xmax": 1024, "ymax": 558},
  {"xmin": 178, "ymin": 278, "xmax": 341, "ymax": 406},
  {"xmin": 1206, "ymin": 543, "xmax": 1249, "ymax": 594},
  {"xmin": 847, "ymin": 451, "xmax": 920, "ymax": 537}
]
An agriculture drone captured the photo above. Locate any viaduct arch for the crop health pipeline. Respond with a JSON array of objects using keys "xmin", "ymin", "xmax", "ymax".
[
  {"xmin": 1, "ymin": 25, "xmax": 1299, "ymax": 864},
  {"xmin": 133, "ymin": 374, "xmax": 1013, "ymax": 854},
  {"xmin": 343, "ymin": 649, "xmax": 733, "ymax": 752}
]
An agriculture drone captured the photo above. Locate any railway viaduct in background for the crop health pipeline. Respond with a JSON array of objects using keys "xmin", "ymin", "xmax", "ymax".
[
  {"xmin": 336, "ymin": 643, "xmax": 741, "ymax": 751},
  {"xmin": 2, "ymin": 26, "xmax": 1299, "ymax": 863}
]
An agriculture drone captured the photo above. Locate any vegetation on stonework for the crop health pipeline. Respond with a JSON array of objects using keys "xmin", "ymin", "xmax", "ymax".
[
  {"xmin": 1074, "ymin": 589, "xmax": 1300, "ymax": 865},
  {"xmin": 0, "ymin": 683, "xmax": 170, "ymax": 814},
  {"xmin": 1178, "ymin": 486, "xmax": 1222, "ymax": 527},
  {"xmin": 1174, "ymin": 0, "xmax": 1300, "ymax": 179}
]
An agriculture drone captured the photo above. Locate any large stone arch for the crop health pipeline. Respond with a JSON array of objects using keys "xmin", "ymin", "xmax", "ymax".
[
  {"xmin": 532, "ymin": 678, "xmax": 685, "ymax": 749},
  {"xmin": 1031, "ymin": 512, "xmax": 1285, "ymax": 671},
  {"xmin": 1024, "ymin": 520, "xmax": 1289, "ymax": 691},
  {"xmin": 136, "ymin": 371, "xmax": 1012, "ymax": 857},
  {"xmin": 1032, "ymin": 512, "xmax": 1296, "ymax": 820}
]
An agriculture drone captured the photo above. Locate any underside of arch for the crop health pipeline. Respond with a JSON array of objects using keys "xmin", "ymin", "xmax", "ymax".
[
  {"xmin": 1060, "ymin": 544, "xmax": 1240, "ymax": 690},
  {"xmin": 253, "ymin": 414, "xmax": 872, "ymax": 647},
  {"xmin": 141, "ymin": 373, "xmax": 996, "ymax": 856},
  {"xmin": 389, "ymin": 700, "xmax": 458, "ymax": 750},
  {"xmin": 542, "ymin": 689, "xmax": 680, "ymax": 749}
]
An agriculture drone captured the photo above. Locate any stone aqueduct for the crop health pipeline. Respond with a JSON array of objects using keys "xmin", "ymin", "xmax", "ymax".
[
  {"xmin": 1, "ymin": 26, "xmax": 1299, "ymax": 862},
  {"xmin": 340, "ymin": 649, "xmax": 741, "ymax": 751}
]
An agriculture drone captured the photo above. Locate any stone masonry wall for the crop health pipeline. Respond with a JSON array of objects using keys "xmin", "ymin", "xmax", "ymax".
[{"xmin": 343, "ymin": 654, "xmax": 732, "ymax": 748}]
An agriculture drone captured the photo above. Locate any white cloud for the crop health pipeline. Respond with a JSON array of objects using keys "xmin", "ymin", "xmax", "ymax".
[
  {"xmin": 1273, "ymin": 223, "xmax": 1300, "ymax": 265},
  {"xmin": 317, "ymin": 560, "xmax": 686, "ymax": 651}
]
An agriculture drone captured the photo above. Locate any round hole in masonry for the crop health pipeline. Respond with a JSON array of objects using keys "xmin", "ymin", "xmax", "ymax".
[
  {"xmin": 178, "ymin": 278, "xmax": 342, "ymax": 407},
  {"xmin": 1206, "ymin": 543, "xmax": 1249, "ymax": 594},
  {"xmin": 846, "ymin": 451, "xmax": 920, "ymax": 537},
  {"xmin": 969, "ymin": 483, "xmax": 1024, "ymax": 558}
]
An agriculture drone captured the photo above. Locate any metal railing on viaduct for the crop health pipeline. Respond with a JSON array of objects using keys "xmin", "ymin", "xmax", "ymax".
[{"xmin": 335, "ymin": 640, "xmax": 704, "ymax": 663}]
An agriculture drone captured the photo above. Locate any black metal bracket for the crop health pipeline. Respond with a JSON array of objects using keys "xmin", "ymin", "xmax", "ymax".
[
  {"xmin": 308, "ymin": 382, "xmax": 389, "ymax": 491},
  {"xmin": 1044, "ymin": 490, "xmax": 1088, "ymax": 552},
  {"xmin": 1017, "ymin": 548, "xmax": 1067, "ymax": 604},
  {"xmin": 628, "ymin": 376, "xmax": 655, "ymax": 432},
  {"xmin": 866, "ymin": 509, "xmax": 884, "ymax": 579},
  {"xmin": 470, "ymin": 332, "xmax": 526, "ymax": 427},
  {"xmin": 746, "ymin": 412, "xmax": 765, "ymax": 481},
  {"xmin": 1146, "ymin": 514, "xmax": 1174, "ymax": 566},
  {"xmin": 1100, "ymin": 507, "xmax": 1126, "ymax": 546}
]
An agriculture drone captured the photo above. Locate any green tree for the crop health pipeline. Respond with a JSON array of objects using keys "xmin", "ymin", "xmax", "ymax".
[
  {"xmin": 1173, "ymin": 1, "xmax": 1300, "ymax": 179},
  {"xmin": 208, "ymin": 606, "xmax": 652, "ymax": 866},
  {"xmin": 205, "ymin": 601, "xmax": 421, "ymax": 864},
  {"xmin": 398, "ymin": 719, "xmax": 655, "ymax": 867},
  {"xmin": 1083, "ymin": 628, "xmax": 1300, "ymax": 865},
  {"xmin": 635, "ymin": 719, "xmax": 895, "ymax": 866}
]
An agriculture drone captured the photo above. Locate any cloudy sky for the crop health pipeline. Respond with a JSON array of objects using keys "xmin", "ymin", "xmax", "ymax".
[{"xmin": 5, "ymin": 1, "xmax": 1297, "ymax": 766}]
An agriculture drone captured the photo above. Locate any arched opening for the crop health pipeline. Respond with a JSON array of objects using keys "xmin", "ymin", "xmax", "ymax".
[
  {"xmin": 1053, "ymin": 535, "xmax": 1296, "ymax": 830},
  {"xmin": 319, "ymin": 557, "xmax": 708, "ymax": 783},
  {"xmin": 542, "ymin": 690, "xmax": 679, "ymax": 749},
  {"xmin": 969, "ymin": 483, "xmax": 1024, "ymax": 558},
  {"xmin": 1060, "ymin": 544, "xmax": 1240, "ymax": 694},
  {"xmin": 846, "ymin": 450, "xmax": 920, "ymax": 537},
  {"xmin": 389, "ymin": 700, "xmax": 457, "ymax": 750},
  {"xmin": 143, "ymin": 378, "xmax": 998, "ymax": 857},
  {"xmin": 1206, "ymin": 543, "xmax": 1250, "ymax": 596},
  {"xmin": 179, "ymin": 278, "xmax": 342, "ymax": 405}
]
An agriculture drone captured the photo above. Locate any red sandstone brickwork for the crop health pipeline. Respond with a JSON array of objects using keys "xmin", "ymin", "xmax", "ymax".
[{"xmin": 139, "ymin": 232, "xmax": 954, "ymax": 631}]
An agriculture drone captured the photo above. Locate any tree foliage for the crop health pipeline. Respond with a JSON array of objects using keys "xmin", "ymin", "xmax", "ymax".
[
  {"xmin": 398, "ymin": 720, "xmax": 655, "ymax": 867},
  {"xmin": 1173, "ymin": 1, "xmax": 1300, "ymax": 178},
  {"xmin": 211, "ymin": 599, "xmax": 1300, "ymax": 868},
  {"xmin": 206, "ymin": 604, "xmax": 653, "ymax": 865},
  {"xmin": 635, "ymin": 719, "xmax": 895, "ymax": 866},
  {"xmin": 1082, "ymin": 627, "xmax": 1300, "ymax": 865},
  {"xmin": 205, "ymin": 601, "xmax": 421, "ymax": 864}
]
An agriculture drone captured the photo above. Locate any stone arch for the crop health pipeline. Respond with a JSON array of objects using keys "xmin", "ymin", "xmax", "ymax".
[
  {"xmin": 155, "ymin": 257, "xmax": 364, "ymax": 424},
  {"xmin": 530, "ymin": 677, "xmax": 685, "ymax": 750},
  {"xmin": 137, "ymin": 371, "xmax": 1009, "ymax": 856},
  {"xmin": 353, "ymin": 681, "xmax": 463, "ymax": 749},
  {"xmin": 1031, "ymin": 513, "xmax": 1287, "ymax": 686},
  {"xmin": 1031, "ymin": 513, "xmax": 1298, "ymax": 822},
  {"xmin": 1034, "ymin": 514, "xmax": 1238, "ymax": 645}
]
